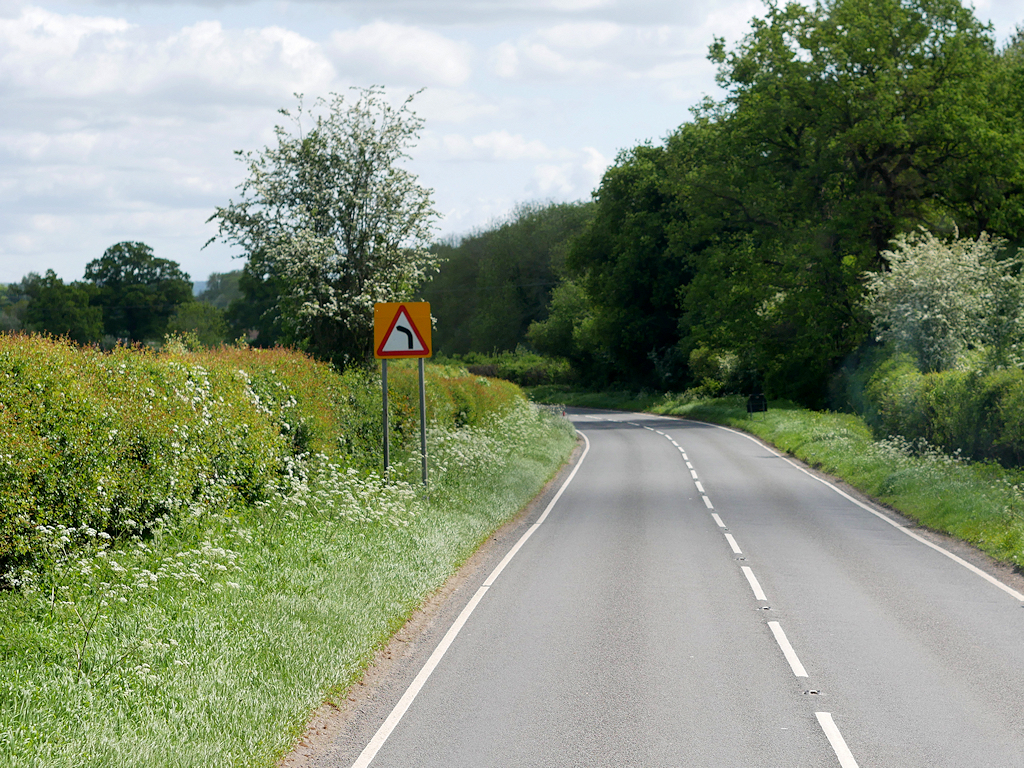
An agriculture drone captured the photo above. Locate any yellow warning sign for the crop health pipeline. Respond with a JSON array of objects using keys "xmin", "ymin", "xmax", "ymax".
[{"xmin": 374, "ymin": 302, "xmax": 432, "ymax": 359}]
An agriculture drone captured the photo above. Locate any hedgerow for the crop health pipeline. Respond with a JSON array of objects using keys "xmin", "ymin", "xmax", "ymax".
[
  {"xmin": 834, "ymin": 346, "xmax": 1024, "ymax": 468},
  {"xmin": 0, "ymin": 335, "xmax": 523, "ymax": 580}
]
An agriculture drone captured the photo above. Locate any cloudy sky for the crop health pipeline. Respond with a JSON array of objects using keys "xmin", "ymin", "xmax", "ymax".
[{"xmin": 1, "ymin": 0, "xmax": 1021, "ymax": 285}]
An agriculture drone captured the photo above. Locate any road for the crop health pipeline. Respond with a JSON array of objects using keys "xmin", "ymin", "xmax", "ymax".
[{"xmin": 312, "ymin": 409, "xmax": 1024, "ymax": 767}]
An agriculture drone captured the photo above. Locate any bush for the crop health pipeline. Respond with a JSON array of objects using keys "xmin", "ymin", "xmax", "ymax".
[
  {"xmin": 837, "ymin": 345, "xmax": 1024, "ymax": 468},
  {"xmin": 0, "ymin": 335, "xmax": 526, "ymax": 579},
  {"xmin": 437, "ymin": 350, "xmax": 577, "ymax": 387}
]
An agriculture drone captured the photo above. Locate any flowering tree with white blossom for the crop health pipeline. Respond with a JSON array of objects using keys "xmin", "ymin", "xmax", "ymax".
[
  {"xmin": 863, "ymin": 230, "xmax": 1024, "ymax": 372},
  {"xmin": 209, "ymin": 87, "xmax": 440, "ymax": 366}
]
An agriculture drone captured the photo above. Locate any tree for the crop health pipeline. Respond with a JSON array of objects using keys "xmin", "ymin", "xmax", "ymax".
[
  {"xmin": 863, "ymin": 231, "xmax": 1024, "ymax": 371},
  {"xmin": 208, "ymin": 88, "xmax": 441, "ymax": 367},
  {"xmin": 22, "ymin": 271, "xmax": 103, "ymax": 344},
  {"xmin": 0, "ymin": 279, "xmax": 31, "ymax": 332},
  {"xmin": 225, "ymin": 262, "xmax": 286, "ymax": 347},
  {"xmin": 85, "ymin": 242, "xmax": 192, "ymax": 342},
  {"xmin": 566, "ymin": 141, "xmax": 694, "ymax": 387},
  {"xmin": 422, "ymin": 201, "xmax": 594, "ymax": 356},
  {"xmin": 680, "ymin": 0, "xmax": 1024, "ymax": 402},
  {"xmin": 197, "ymin": 270, "xmax": 243, "ymax": 310},
  {"xmin": 166, "ymin": 301, "xmax": 230, "ymax": 348}
]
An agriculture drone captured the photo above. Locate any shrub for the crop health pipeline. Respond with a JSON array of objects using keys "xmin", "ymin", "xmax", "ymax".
[
  {"xmin": 842, "ymin": 345, "xmax": 1024, "ymax": 468},
  {"xmin": 0, "ymin": 335, "xmax": 526, "ymax": 579}
]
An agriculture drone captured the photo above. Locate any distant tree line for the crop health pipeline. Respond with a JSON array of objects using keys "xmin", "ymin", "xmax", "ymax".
[
  {"xmin": 421, "ymin": 201, "xmax": 594, "ymax": 356},
  {"xmin": 1, "ymin": 241, "xmax": 245, "ymax": 348}
]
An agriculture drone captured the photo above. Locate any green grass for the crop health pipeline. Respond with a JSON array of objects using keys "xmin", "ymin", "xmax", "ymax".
[
  {"xmin": 529, "ymin": 388, "xmax": 1024, "ymax": 569},
  {"xmin": 0, "ymin": 401, "xmax": 577, "ymax": 768}
]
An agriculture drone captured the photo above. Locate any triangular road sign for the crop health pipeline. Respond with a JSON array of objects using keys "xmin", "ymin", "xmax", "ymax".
[{"xmin": 375, "ymin": 303, "xmax": 432, "ymax": 358}]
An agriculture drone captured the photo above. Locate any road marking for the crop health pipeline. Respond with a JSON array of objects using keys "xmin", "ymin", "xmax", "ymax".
[
  {"xmin": 712, "ymin": 513, "xmax": 726, "ymax": 528},
  {"xmin": 690, "ymin": 468, "xmax": 699, "ymax": 479},
  {"xmin": 695, "ymin": 481, "xmax": 705, "ymax": 494},
  {"xmin": 685, "ymin": 461, "xmax": 693, "ymax": 469},
  {"xmin": 349, "ymin": 432, "xmax": 592, "ymax": 768},
  {"xmin": 816, "ymin": 712, "xmax": 860, "ymax": 767},
  {"xmin": 724, "ymin": 533, "xmax": 742, "ymax": 554},
  {"xmin": 741, "ymin": 566, "xmax": 768, "ymax": 601},
  {"xmin": 702, "ymin": 495, "xmax": 714, "ymax": 509},
  {"xmin": 697, "ymin": 420, "xmax": 1024, "ymax": 604},
  {"xmin": 768, "ymin": 621, "xmax": 808, "ymax": 677}
]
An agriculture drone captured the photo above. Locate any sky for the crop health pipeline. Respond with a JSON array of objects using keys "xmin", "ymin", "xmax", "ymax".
[{"xmin": 1, "ymin": 0, "xmax": 1021, "ymax": 286}]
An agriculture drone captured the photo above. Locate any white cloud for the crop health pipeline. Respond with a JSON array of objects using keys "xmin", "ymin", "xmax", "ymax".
[
  {"xmin": 0, "ymin": 0, "xmax": 780, "ymax": 281},
  {"xmin": 329, "ymin": 22, "xmax": 473, "ymax": 87},
  {"xmin": 530, "ymin": 145, "xmax": 607, "ymax": 198},
  {"xmin": 488, "ymin": 21, "xmax": 724, "ymax": 87},
  {"xmin": 414, "ymin": 88, "xmax": 502, "ymax": 124},
  {"xmin": 0, "ymin": 8, "xmax": 336, "ymax": 101},
  {"xmin": 434, "ymin": 130, "xmax": 554, "ymax": 162}
]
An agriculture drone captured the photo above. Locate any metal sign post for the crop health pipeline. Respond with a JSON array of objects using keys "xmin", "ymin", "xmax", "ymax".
[
  {"xmin": 419, "ymin": 358, "xmax": 428, "ymax": 486},
  {"xmin": 382, "ymin": 359, "xmax": 389, "ymax": 473},
  {"xmin": 374, "ymin": 302, "xmax": 432, "ymax": 485}
]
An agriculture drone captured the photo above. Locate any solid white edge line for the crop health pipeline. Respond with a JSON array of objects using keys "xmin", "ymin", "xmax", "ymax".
[
  {"xmin": 697, "ymin": 420, "xmax": 1024, "ymax": 604},
  {"xmin": 724, "ymin": 533, "xmax": 742, "ymax": 554},
  {"xmin": 349, "ymin": 430, "xmax": 592, "ymax": 768},
  {"xmin": 816, "ymin": 712, "xmax": 860, "ymax": 768},
  {"xmin": 768, "ymin": 621, "xmax": 808, "ymax": 678},
  {"xmin": 741, "ymin": 565, "xmax": 768, "ymax": 601},
  {"xmin": 712, "ymin": 513, "xmax": 727, "ymax": 528}
]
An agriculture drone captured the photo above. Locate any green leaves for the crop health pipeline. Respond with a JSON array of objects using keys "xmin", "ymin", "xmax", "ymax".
[
  {"xmin": 84, "ymin": 242, "xmax": 193, "ymax": 343},
  {"xmin": 563, "ymin": 0, "xmax": 1024, "ymax": 404}
]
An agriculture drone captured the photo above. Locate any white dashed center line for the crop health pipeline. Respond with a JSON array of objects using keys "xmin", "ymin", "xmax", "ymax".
[
  {"xmin": 741, "ymin": 566, "xmax": 768, "ymax": 601},
  {"xmin": 816, "ymin": 713, "xmax": 861, "ymax": 767},
  {"xmin": 768, "ymin": 621, "xmax": 808, "ymax": 678}
]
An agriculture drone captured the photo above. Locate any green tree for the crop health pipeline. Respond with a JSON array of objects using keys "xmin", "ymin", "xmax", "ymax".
[
  {"xmin": 23, "ymin": 270, "xmax": 103, "ymax": 344},
  {"xmin": 559, "ymin": 0, "xmax": 1024, "ymax": 402},
  {"xmin": 224, "ymin": 261, "xmax": 286, "ymax": 347},
  {"xmin": 209, "ymin": 88, "xmax": 441, "ymax": 367},
  {"xmin": 673, "ymin": 0, "xmax": 1024, "ymax": 402},
  {"xmin": 0, "ymin": 279, "xmax": 31, "ymax": 332},
  {"xmin": 166, "ymin": 301, "xmax": 230, "ymax": 348},
  {"xmin": 85, "ymin": 242, "xmax": 192, "ymax": 342},
  {"xmin": 565, "ymin": 139, "xmax": 697, "ymax": 387},
  {"xmin": 197, "ymin": 270, "xmax": 243, "ymax": 310},
  {"xmin": 422, "ymin": 201, "xmax": 594, "ymax": 356},
  {"xmin": 525, "ymin": 279, "xmax": 605, "ymax": 378}
]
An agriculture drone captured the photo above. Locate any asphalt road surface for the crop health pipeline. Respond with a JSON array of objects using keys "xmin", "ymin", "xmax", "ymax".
[{"xmin": 312, "ymin": 409, "xmax": 1024, "ymax": 768}]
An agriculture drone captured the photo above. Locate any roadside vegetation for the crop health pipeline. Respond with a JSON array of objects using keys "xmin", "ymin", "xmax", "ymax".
[
  {"xmin": 0, "ymin": 335, "xmax": 576, "ymax": 768},
  {"xmin": 4, "ymin": 1, "xmax": 1024, "ymax": 762}
]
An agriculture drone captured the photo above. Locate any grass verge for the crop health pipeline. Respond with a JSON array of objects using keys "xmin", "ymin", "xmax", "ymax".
[
  {"xmin": 0, "ymin": 401, "xmax": 577, "ymax": 768},
  {"xmin": 529, "ymin": 387, "xmax": 1024, "ymax": 569}
]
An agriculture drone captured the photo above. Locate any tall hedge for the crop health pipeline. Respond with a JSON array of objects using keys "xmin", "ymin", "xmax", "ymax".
[
  {"xmin": 0, "ymin": 336, "xmax": 523, "ymax": 576},
  {"xmin": 836, "ymin": 348, "xmax": 1024, "ymax": 467}
]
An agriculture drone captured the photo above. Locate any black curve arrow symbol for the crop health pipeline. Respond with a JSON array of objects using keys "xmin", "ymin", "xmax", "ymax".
[{"xmin": 396, "ymin": 326, "xmax": 414, "ymax": 349}]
